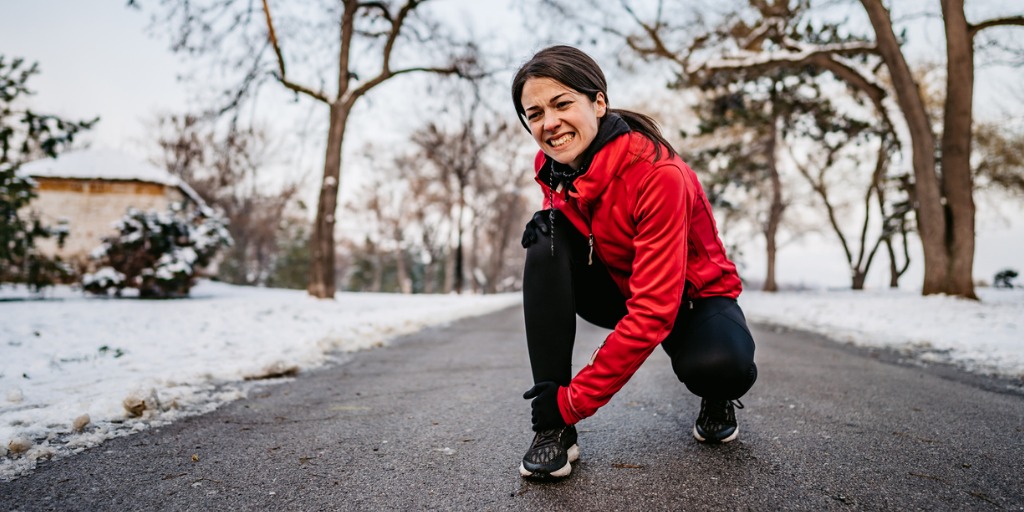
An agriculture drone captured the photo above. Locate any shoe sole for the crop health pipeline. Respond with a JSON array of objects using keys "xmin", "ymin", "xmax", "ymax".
[
  {"xmin": 693, "ymin": 425, "xmax": 739, "ymax": 444},
  {"xmin": 519, "ymin": 444, "xmax": 580, "ymax": 478}
]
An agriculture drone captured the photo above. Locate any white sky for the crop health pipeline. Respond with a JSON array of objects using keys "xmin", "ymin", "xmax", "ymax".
[
  {"xmin": 0, "ymin": 0, "xmax": 191, "ymax": 154},
  {"xmin": 1, "ymin": 1, "xmax": 1021, "ymax": 288}
]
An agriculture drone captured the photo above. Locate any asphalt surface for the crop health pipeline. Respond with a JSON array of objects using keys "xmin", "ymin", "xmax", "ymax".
[{"xmin": 2, "ymin": 305, "xmax": 1023, "ymax": 511}]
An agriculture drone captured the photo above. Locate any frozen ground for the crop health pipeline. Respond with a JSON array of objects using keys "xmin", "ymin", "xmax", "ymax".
[{"xmin": 1, "ymin": 281, "xmax": 1021, "ymax": 481}]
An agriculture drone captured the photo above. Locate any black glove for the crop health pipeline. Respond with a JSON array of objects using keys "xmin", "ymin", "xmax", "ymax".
[
  {"xmin": 521, "ymin": 210, "xmax": 553, "ymax": 248},
  {"xmin": 523, "ymin": 381, "xmax": 566, "ymax": 431}
]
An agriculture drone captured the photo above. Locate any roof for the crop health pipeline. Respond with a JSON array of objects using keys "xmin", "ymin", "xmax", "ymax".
[{"xmin": 18, "ymin": 148, "xmax": 206, "ymax": 207}]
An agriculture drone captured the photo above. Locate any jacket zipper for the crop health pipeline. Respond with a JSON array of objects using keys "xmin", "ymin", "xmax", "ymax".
[{"xmin": 572, "ymin": 197, "xmax": 597, "ymax": 267}]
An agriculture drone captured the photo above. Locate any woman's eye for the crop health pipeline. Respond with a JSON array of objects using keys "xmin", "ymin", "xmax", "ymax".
[
  {"xmin": 557, "ymin": 101, "xmax": 572, "ymax": 109},
  {"xmin": 527, "ymin": 112, "xmax": 541, "ymax": 121}
]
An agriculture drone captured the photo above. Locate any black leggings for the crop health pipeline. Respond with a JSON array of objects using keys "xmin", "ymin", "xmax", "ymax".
[{"xmin": 523, "ymin": 212, "xmax": 757, "ymax": 400}]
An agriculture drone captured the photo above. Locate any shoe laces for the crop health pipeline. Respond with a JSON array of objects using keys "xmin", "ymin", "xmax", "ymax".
[
  {"xmin": 701, "ymin": 398, "xmax": 743, "ymax": 423},
  {"xmin": 526, "ymin": 428, "xmax": 566, "ymax": 464}
]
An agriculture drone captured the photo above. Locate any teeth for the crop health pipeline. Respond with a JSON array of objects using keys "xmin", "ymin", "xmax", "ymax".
[{"xmin": 550, "ymin": 133, "xmax": 574, "ymax": 147}]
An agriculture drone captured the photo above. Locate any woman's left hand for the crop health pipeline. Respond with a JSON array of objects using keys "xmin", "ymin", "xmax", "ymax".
[{"xmin": 523, "ymin": 381, "xmax": 566, "ymax": 431}]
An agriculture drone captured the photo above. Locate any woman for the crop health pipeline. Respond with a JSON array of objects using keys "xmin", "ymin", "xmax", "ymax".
[{"xmin": 513, "ymin": 46, "xmax": 758, "ymax": 479}]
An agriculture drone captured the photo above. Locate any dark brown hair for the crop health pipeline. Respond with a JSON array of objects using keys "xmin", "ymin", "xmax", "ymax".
[{"xmin": 511, "ymin": 45, "xmax": 676, "ymax": 160}]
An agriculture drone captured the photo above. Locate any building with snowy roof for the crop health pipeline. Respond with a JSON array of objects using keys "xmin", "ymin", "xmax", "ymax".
[{"xmin": 17, "ymin": 148, "xmax": 206, "ymax": 265}]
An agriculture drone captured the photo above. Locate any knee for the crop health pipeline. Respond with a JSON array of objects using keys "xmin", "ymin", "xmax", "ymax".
[
  {"xmin": 674, "ymin": 354, "xmax": 757, "ymax": 400},
  {"xmin": 524, "ymin": 215, "xmax": 580, "ymax": 272}
]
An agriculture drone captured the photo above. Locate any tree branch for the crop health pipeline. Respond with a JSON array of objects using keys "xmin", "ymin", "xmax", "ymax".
[
  {"xmin": 969, "ymin": 16, "xmax": 1024, "ymax": 38},
  {"xmin": 617, "ymin": 0, "xmax": 687, "ymax": 68},
  {"xmin": 690, "ymin": 44, "xmax": 897, "ymax": 144},
  {"xmin": 788, "ymin": 143, "xmax": 854, "ymax": 266},
  {"xmin": 346, "ymin": 0, "xmax": 449, "ymax": 104},
  {"xmin": 260, "ymin": 0, "xmax": 331, "ymax": 104},
  {"xmin": 688, "ymin": 41, "xmax": 878, "ymax": 77},
  {"xmin": 357, "ymin": 1, "xmax": 393, "ymax": 23}
]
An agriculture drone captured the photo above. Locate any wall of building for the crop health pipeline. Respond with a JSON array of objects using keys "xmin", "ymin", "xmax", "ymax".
[{"xmin": 29, "ymin": 178, "xmax": 187, "ymax": 265}]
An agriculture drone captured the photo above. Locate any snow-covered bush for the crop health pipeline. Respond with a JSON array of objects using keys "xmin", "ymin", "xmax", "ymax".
[{"xmin": 83, "ymin": 204, "xmax": 231, "ymax": 298}]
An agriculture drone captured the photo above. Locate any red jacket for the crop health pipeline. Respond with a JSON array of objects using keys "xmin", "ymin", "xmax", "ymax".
[{"xmin": 533, "ymin": 132, "xmax": 742, "ymax": 425}]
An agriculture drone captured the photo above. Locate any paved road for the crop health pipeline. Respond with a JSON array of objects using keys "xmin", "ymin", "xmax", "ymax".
[{"xmin": 2, "ymin": 305, "xmax": 1023, "ymax": 510}]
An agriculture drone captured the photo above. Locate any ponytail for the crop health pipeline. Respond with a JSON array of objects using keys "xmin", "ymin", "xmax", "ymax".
[{"xmin": 610, "ymin": 108, "xmax": 677, "ymax": 162}]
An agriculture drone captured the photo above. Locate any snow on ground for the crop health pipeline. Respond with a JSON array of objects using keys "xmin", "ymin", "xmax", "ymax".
[
  {"xmin": 738, "ymin": 287, "xmax": 1024, "ymax": 382},
  {"xmin": 0, "ymin": 281, "xmax": 519, "ymax": 481},
  {"xmin": 1, "ymin": 281, "xmax": 1022, "ymax": 481}
]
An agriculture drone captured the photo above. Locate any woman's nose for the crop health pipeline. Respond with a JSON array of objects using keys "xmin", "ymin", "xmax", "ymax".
[{"xmin": 543, "ymin": 113, "xmax": 560, "ymax": 133}]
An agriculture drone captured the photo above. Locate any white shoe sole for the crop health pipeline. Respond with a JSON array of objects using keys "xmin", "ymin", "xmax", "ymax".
[
  {"xmin": 519, "ymin": 443, "xmax": 580, "ymax": 478},
  {"xmin": 693, "ymin": 425, "xmax": 739, "ymax": 443}
]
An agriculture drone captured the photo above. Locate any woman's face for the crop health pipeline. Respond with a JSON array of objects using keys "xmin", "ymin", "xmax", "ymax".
[{"xmin": 521, "ymin": 77, "xmax": 606, "ymax": 170}]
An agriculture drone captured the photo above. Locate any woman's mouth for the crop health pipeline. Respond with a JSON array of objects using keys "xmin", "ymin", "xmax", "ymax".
[{"xmin": 548, "ymin": 133, "xmax": 575, "ymax": 148}]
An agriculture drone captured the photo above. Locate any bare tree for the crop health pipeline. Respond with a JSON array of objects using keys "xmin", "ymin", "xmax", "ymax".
[
  {"xmin": 131, "ymin": 0, "xmax": 481, "ymax": 298},
  {"xmin": 341, "ymin": 104, "xmax": 532, "ymax": 294},
  {"xmin": 409, "ymin": 93, "xmax": 504, "ymax": 294},
  {"xmin": 681, "ymin": 0, "xmax": 1022, "ymax": 298},
  {"xmin": 787, "ymin": 124, "xmax": 902, "ymax": 290},
  {"xmin": 466, "ymin": 123, "xmax": 535, "ymax": 293},
  {"xmin": 151, "ymin": 113, "xmax": 304, "ymax": 286},
  {"xmin": 342, "ymin": 143, "xmax": 451, "ymax": 293}
]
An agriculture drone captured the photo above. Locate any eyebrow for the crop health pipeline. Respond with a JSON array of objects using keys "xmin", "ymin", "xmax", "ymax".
[{"xmin": 525, "ymin": 92, "xmax": 572, "ymax": 112}]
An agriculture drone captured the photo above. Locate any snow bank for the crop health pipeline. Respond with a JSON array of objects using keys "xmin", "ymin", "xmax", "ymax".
[{"xmin": 739, "ymin": 287, "xmax": 1024, "ymax": 380}]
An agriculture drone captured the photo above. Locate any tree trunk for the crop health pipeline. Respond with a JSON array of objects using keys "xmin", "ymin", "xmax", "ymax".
[
  {"xmin": 454, "ymin": 182, "xmax": 466, "ymax": 294},
  {"xmin": 852, "ymin": 270, "xmax": 867, "ymax": 290},
  {"xmin": 469, "ymin": 219, "xmax": 480, "ymax": 294},
  {"xmin": 370, "ymin": 251, "xmax": 383, "ymax": 292},
  {"xmin": 443, "ymin": 246, "xmax": 455, "ymax": 293},
  {"xmin": 886, "ymin": 239, "xmax": 900, "ymax": 288},
  {"xmin": 860, "ymin": 0, "xmax": 949, "ymax": 296},
  {"xmin": 308, "ymin": 103, "xmax": 348, "ymax": 299},
  {"xmin": 940, "ymin": 0, "xmax": 978, "ymax": 300},
  {"xmin": 423, "ymin": 249, "xmax": 437, "ymax": 294},
  {"xmin": 762, "ymin": 115, "xmax": 783, "ymax": 293},
  {"xmin": 396, "ymin": 247, "xmax": 412, "ymax": 294}
]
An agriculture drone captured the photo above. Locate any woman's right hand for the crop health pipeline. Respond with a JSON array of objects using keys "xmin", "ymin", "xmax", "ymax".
[{"xmin": 521, "ymin": 210, "xmax": 553, "ymax": 248}]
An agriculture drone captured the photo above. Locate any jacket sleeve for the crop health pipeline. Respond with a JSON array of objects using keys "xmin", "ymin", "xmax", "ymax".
[{"xmin": 557, "ymin": 162, "xmax": 692, "ymax": 425}]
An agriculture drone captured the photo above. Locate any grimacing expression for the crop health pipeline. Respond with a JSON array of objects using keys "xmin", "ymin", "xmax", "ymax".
[{"xmin": 521, "ymin": 77, "xmax": 606, "ymax": 170}]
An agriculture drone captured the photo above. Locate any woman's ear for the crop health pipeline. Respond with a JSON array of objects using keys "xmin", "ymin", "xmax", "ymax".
[{"xmin": 595, "ymin": 92, "xmax": 607, "ymax": 118}]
